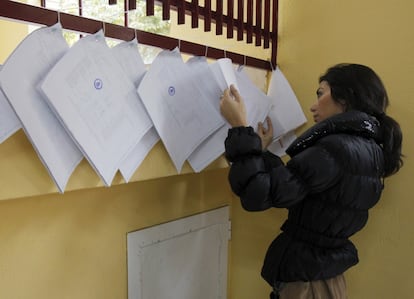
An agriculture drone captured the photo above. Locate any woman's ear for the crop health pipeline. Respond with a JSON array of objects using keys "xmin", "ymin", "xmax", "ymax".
[{"xmin": 338, "ymin": 99, "xmax": 348, "ymax": 112}]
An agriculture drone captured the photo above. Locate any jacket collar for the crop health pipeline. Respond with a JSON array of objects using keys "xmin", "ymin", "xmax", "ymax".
[{"xmin": 286, "ymin": 111, "xmax": 382, "ymax": 157}]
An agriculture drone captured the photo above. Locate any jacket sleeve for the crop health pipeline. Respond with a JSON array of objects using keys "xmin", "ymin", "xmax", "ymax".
[{"xmin": 225, "ymin": 127, "xmax": 342, "ymax": 211}]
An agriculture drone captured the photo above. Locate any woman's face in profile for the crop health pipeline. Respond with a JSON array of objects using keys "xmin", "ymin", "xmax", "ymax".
[{"xmin": 310, "ymin": 81, "xmax": 345, "ymax": 123}]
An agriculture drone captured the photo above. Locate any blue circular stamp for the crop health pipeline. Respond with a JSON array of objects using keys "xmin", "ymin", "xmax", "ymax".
[
  {"xmin": 168, "ymin": 86, "xmax": 175, "ymax": 96},
  {"xmin": 94, "ymin": 78, "xmax": 103, "ymax": 90}
]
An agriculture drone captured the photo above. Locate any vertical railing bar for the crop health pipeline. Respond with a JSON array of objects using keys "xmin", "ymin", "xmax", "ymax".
[
  {"xmin": 163, "ymin": 0, "xmax": 171, "ymax": 20},
  {"xmin": 146, "ymin": 0, "xmax": 155, "ymax": 16},
  {"xmin": 204, "ymin": 0, "xmax": 211, "ymax": 32},
  {"xmin": 246, "ymin": 0, "xmax": 253, "ymax": 43},
  {"xmin": 271, "ymin": 0, "xmax": 279, "ymax": 67},
  {"xmin": 177, "ymin": 0, "xmax": 185, "ymax": 24},
  {"xmin": 236, "ymin": 0, "xmax": 243, "ymax": 40},
  {"xmin": 78, "ymin": 0, "xmax": 82, "ymax": 16},
  {"xmin": 263, "ymin": 0, "xmax": 270, "ymax": 48},
  {"xmin": 128, "ymin": 0, "xmax": 136, "ymax": 10},
  {"xmin": 226, "ymin": 0, "xmax": 233, "ymax": 38},
  {"xmin": 216, "ymin": 0, "xmax": 223, "ymax": 35},
  {"xmin": 124, "ymin": 0, "xmax": 128, "ymax": 27},
  {"xmin": 79, "ymin": 0, "xmax": 83, "ymax": 38},
  {"xmin": 191, "ymin": 0, "xmax": 199, "ymax": 28},
  {"xmin": 255, "ymin": 0, "xmax": 262, "ymax": 46}
]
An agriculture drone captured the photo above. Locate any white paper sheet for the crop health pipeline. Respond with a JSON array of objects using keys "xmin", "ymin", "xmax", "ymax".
[
  {"xmin": 0, "ymin": 24, "xmax": 83, "ymax": 192},
  {"xmin": 267, "ymin": 67, "xmax": 307, "ymax": 139},
  {"xmin": 41, "ymin": 31, "xmax": 149, "ymax": 186},
  {"xmin": 137, "ymin": 48, "xmax": 225, "ymax": 173},
  {"xmin": 186, "ymin": 56, "xmax": 228, "ymax": 172},
  {"xmin": 209, "ymin": 58, "xmax": 239, "ymax": 91},
  {"xmin": 236, "ymin": 66, "xmax": 272, "ymax": 128},
  {"xmin": 111, "ymin": 40, "xmax": 156, "ymax": 182},
  {"xmin": 0, "ymin": 65, "xmax": 21, "ymax": 143},
  {"xmin": 119, "ymin": 128, "xmax": 159, "ymax": 182},
  {"xmin": 188, "ymin": 62, "xmax": 272, "ymax": 172},
  {"xmin": 210, "ymin": 60, "xmax": 272, "ymax": 127},
  {"xmin": 112, "ymin": 39, "xmax": 147, "ymax": 85}
]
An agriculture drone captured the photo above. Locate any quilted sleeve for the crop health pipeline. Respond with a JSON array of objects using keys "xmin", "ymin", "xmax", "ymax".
[{"xmin": 225, "ymin": 127, "xmax": 342, "ymax": 211}]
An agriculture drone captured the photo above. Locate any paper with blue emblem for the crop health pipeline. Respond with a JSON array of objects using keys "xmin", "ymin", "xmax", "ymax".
[
  {"xmin": 111, "ymin": 40, "xmax": 158, "ymax": 182},
  {"xmin": 0, "ymin": 65, "xmax": 21, "ymax": 143},
  {"xmin": 0, "ymin": 24, "xmax": 83, "ymax": 192},
  {"xmin": 137, "ymin": 48, "xmax": 225, "ymax": 173},
  {"xmin": 41, "ymin": 31, "xmax": 148, "ymax": 186}
]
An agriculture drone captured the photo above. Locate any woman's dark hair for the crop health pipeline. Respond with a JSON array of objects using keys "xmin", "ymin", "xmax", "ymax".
[{"xmin": 319, "ymin": 63, "xmax": 403, "ymax": 177}]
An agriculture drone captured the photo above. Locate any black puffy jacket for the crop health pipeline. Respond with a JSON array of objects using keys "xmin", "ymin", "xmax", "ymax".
[{"xmin": 224, "ymin": 111, "xmax": 384, "ymax": 285}]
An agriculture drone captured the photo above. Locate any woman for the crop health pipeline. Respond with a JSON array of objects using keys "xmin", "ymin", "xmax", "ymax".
[{"xmin": 220, "ymin": 63, "xmax": 403, "ymax": 299}]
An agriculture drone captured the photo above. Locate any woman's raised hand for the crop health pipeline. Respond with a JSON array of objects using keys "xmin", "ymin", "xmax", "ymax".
[
  {"xmin": 220, "ymin": 84, "xmax": 247, "ymax": 127},
  {"xmin": 257, "ymin": 117, "xmax": 274, "ymax": 151}
]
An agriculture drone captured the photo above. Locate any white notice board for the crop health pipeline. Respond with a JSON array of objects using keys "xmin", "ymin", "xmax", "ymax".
[{"xmin": 127, "ymin": 206, "xmax": 230, "ymax": 299}]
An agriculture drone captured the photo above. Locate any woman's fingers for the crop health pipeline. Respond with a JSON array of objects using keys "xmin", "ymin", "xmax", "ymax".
[{"xmin": 220, "ymin": 86, "xmax": 247, "ymax": 127}]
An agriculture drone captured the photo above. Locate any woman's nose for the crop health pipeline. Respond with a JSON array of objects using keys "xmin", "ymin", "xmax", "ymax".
[{"xmin": 310, "ymin": 102, "xmax": 317, "ymax": 112}]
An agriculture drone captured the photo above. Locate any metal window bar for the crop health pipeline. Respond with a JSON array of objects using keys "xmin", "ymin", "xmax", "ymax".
[
  {"xmin": 226, "ymin": 0, "xmax": 233, "ymax": 38},
  {"xmin": 271, "ymin": 0, "xmax": 278, "ymax": 68},
  {"xmin": 78, "ymin": 0, "xmax": 83, "ymax": 17},
  {"xmin": 204, "ymin": 0, "xmax": 211, "ymax": 32},
  {"xmin": 124, "ymin": 0, "xmax": 129, "ymax": 26},
  {"xmin": 0, "ymin": 0, "xmax": 276, "ymax": 70},
  {"xmin": 161, "ymin": 0, "xmax": 170, "ymax": 20},
  {"xmin": 191, "ymin": 0, "xmax": 198, "ymax": 28},
  {"xmin": 128, "ymin": 0, "xmax": 137, "ymax": 10},
  {"xmin": 216, "ymin": 0, "xmax": 223, "ymax": 35},
  {"xmin": 264, "ymin": 0, "xmax": 270, "ymax": 48},
  {"xmin": 177, "ymin": 0, "xmax": 185, "ymax": 24},
  {"xmin": 246, "ymin": 0, "xmax": 253, "ymax": 43},
  {"xmin": 254, "ymin": 0, "xmax": 261, "ymax": 46},
  {"xmin": 236, "ymin": 0, "xmax": 243, "ymax": 41},
  {"xmin": 147, "ymin": 0, "xmax": 155, "ymax": 16}
]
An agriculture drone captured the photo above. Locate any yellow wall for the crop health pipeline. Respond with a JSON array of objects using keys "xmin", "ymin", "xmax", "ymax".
[
  {"xmin": 0, "ymin": 169, "xmax": 231, "ymax": 298},
  {"xmin": 277, "ymin": 1, "xmax": 414, "ymax": 298}
]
